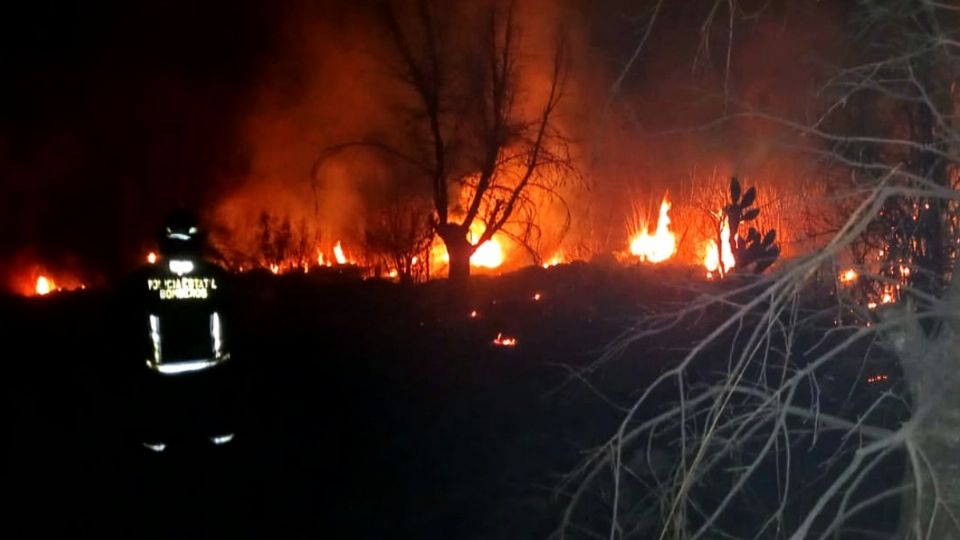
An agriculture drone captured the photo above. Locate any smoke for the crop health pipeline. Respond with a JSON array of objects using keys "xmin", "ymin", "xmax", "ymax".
[
  {"xmin": 0, "ymin": 0, "xmax": 845, "ymax": 290},
  {"xmin": 209, "ymin": 0, "xmax": 591, "ymax": 267},
  {"xmin": 208, "ymin": 1, "xmax": 401, "ymax": 258},
  {"xmin": 572, "ymin": 1, "xmax": 842, "ymax": 257}
]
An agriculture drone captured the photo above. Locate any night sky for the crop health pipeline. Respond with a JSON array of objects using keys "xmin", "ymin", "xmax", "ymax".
[{"xmin": 0, "ymin": 0, "xmax": 286, "ymax": 275}]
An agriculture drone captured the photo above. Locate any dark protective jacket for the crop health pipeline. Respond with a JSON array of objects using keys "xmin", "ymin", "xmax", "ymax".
[
  {"xmin": 134, "ymin": 256, "xmax": 231, "ymax": 375},
  {"xmin": 117, "ymin": 254, "xmax": 237, "ymax": 441}
]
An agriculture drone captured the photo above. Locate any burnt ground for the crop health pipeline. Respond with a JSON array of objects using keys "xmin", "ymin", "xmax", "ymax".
[{"xmin": 3, "ymin": 263, "xmax": 905, "ymax": 538}]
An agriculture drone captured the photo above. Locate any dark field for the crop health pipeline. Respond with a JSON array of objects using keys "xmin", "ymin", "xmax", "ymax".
[
  {"xmin": 3, "ymin": 263, "xmax": 904, "ymax": 538},
  {"xmin": 4, "ymin": 263, "xmax": 687, "ymax": 538}
]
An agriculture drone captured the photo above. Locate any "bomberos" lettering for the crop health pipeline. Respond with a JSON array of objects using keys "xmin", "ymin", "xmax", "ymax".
[{"xmin": 146, "ymin": 277, "xmax": 218, "ymax": 301}]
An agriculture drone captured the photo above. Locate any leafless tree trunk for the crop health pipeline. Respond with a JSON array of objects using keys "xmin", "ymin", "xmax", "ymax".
[{"xmin": 378, "ymin": 0, "xmax": 574, "ymax": 287}]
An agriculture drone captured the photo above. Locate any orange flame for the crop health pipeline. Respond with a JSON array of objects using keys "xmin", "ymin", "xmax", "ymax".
[
  {"xmin": 333, "ymin": 241, "xmax": 347, "ymax": 265},
  {"xmin": 629, "ymin": 195, "xmax": 677, "ymax": 263},
  {"xmin": 839, "ymin": 269, "xmax": 858, "ymax": 283},
  {"xmin": 492, "ymin": 332, "xmax": 517, "ymax": 347},
  {"xmin": 35, "ymin": 275, "xmax": 54, "ymax": 295},
  {"xmin": 704, "ymin": 215, "xmax": 736, "ymax": 278},
  {"xmin": 432, "ymin": 222, "xmax": 506, "ymax": 271},
  {"xmin": 542, "ymin": 252, "xmax": 565, "ymax": 268},
  {"xmin": 471, "ymin": 239, "xmax": 504, "ymax": 269},
  {"xmin": 147, "ymin": 252, "xmax": 158, "ymax": 265}
]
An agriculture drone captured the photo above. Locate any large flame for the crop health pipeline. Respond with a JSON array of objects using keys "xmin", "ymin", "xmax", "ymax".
[
  {"xmin": 432, "ymin": 222, "xmax": 506, "ymax": 271},
  {"xmin": 468, "ymin": 221, "xmax": 504, "ymax": 269},
  {"xmin": 333, "ymin": 241, "xmax": 348, "ymax": 265},
  {"xmin": 35, "ymin": 275, "xmax": 54, "ymax": 295},
  {"xmin": 704, "ymin": 215, "xmax": 736, "ymax": 278},
  {"xmin": 629, "ymin": 196, "xmax": 677, "ymax": 263},
  {"xmin": 471, "ymin": 239, "xmax": 504, "ymax": 269}
]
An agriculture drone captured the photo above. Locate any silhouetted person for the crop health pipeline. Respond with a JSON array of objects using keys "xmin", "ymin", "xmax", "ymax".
[{"xmin": 127, "ymin": 210, "xmax": 236, "ymax": 452}]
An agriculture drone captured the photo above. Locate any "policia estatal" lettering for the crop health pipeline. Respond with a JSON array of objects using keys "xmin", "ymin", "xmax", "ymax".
[{"xmin": 147, "ymin": 277, "xmax": 218, "ymax": 300}]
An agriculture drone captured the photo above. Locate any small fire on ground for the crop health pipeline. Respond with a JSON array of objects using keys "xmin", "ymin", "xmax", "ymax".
[
  {"xmin": 492, "ymin": 332, "xmax": 517, "ymax": 347},
  {"xmin": 24, "ymin": 271, "xmax": 86, "ymax": 297}
]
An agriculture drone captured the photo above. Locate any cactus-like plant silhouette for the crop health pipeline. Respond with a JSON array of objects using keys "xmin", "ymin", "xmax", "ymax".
[{"xmin": 724, "ymin": 177, "xmax": 780, "ymax": 274}]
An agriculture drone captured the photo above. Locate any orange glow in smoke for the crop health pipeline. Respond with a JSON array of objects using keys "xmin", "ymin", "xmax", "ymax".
[
  {"xmin": 704, "ymin": 216, "xmax": 736, "ymax": 278},
  {"xmin": 35, "ymin": 276, "xmax": 54, "ymax": 296},
  {"xmin": 629, "ymin": 196, "xmax": 677, "ymax": 263},
  {"xmin": 839, "ymin": 269, "xmax": 857, "ymax": 283},
  {"xmin": 147, "ymin": 252, "xmax": 158, "ymax": 265}
]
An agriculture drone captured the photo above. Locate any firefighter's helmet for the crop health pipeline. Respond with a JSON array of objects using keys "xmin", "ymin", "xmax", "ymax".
[{"xmin": 159, "ymin": 209, "xmax": 202, "ymax": 257}]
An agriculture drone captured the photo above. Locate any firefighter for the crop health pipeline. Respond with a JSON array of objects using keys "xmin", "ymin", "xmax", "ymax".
[{"xmin": 131, "ymin": 209, "xmax": 236, "ymax": 452}]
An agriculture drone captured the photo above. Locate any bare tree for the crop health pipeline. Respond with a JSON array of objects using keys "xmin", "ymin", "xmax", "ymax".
[{"xmin": 374, "ymin": 0, "xmax": 574, "ymax": 286}]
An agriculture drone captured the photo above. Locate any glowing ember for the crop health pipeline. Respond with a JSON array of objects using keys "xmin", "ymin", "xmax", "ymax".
[
  {"xmin": 881, "ymin": 291, "xmax": 894, "ymax": 304},
  {"xmin": 867, "ymin": 374, "xmax": 889, "ymax": 384},
  {"xmin": 839, "ymin": 269, "xmax": 857, "ymax": 283},
  {"xmin": 388, "ymin": 269, "xmax": 399, "ymax": 278},
  {"xmin": 333, "ymin": 241, "xmax": 347, "ymax": 265},
  {"xmin": 270, "ymin": 264, "xmax": 280, "ymax": 275},
  {"xmin": 704, "ymin": 215, "xmax": 736, "ymax": 277},
  {"xmin": 533, "ymin": 292, "xmax": 542, "ymax": 301},
  {"xmin": 492, "ymin": 332, "xmax": 517, "ymax": 347},
  {"xmin": 629, "ymin": 195, "xmax": 677, "ymax": 263},
  {"xmin": 469, "ymin": 310, "xmax": 478, "ymax": 318},
  {"xmin": 147, "ymin": 252, "xmax": 158, "ymax": 264},
  {"xmin": 35, "ymin": 276, "xmax": 54, "ymax": 295}
]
